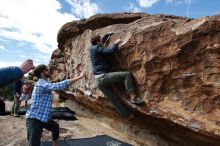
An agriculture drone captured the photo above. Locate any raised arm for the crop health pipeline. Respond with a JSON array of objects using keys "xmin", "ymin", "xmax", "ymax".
[
  {"xmin": 96, "ymin": 38, "xmax": 121, "ymax": 55},
  {"xmin": 43, "ymin": 70, "xmax": 86, "ymax": 91},
  {"xmin": 0, "ymin": 66, "xmax": 23, "ymax": 88},
  {"xmin": 68, "ymin": 70, "xmax": 85, "ymax": 85},
  {"xmin": 0, "ymin": 59, "xmax": 34, "ymax": 88}
]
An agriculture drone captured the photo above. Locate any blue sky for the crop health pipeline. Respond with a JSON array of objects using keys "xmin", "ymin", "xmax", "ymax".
[{"xmin": 0, "ymin": 0, "xmax": 219, "ymax": 67}]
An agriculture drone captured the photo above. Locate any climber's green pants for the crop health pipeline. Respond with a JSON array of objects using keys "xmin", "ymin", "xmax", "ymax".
[{"xmin": 96, "ymin": 71, "xmax": 135, "ymax": 117}]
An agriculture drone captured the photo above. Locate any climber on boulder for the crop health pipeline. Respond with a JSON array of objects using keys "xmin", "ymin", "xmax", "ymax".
[{"xmin": 88, "ymin": 33, "xmax": 144, "ymax": 118}]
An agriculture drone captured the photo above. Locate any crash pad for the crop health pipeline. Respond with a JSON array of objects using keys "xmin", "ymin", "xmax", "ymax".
[{"xmin": 41, "ymin": 135, "xmax": 133, "ymax": 146}]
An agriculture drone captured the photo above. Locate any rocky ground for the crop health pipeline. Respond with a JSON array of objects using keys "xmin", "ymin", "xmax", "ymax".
[{"xmin": 0, "ymin": 101, "xmax": 155, "ymax": 146}]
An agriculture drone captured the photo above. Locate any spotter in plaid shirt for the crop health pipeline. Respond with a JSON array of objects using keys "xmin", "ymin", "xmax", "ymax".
[
  {"xmin": 25, "ymin": 64, "xmax": 85, "ymax": 146},
  {"xmin": 26, "ymin": 79, "xmax": 70, "ymax": 122}
]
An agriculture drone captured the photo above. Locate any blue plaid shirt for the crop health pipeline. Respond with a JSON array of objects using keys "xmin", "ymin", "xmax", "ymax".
[{"xmin": 26, "ymin": 79, "xmax": 70, "ymax": 122}]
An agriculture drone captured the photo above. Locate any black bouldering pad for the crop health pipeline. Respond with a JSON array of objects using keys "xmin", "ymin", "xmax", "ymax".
[
  {"xmin": 0, "ymin": 107, "xmax": 77, "ymax": 120},
  {"xmin": 51, "ymin": 107, "xmax": 76, "ymax": 115},
  {"xmin": 41, "ymin": 135, "xmax": 133, "ymax": 146},
  {"xmin": 51, "ymin": 110, "xmax": 77, "ymax": 120},
  {"xmin": 0, "ymin": 111, "xmax": 10, "ymax": 116}
]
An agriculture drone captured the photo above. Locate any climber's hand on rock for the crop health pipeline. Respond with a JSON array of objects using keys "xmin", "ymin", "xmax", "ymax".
[
  {"xmin": 114, "ymin": 39, "xmax": 121, "ymax": 45},
  {"xmin": 107, "ymin": 32, "xmax": 114, "ymax": 35}
]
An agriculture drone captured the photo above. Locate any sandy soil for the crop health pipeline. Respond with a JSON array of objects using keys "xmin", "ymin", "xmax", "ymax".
[{"xmin": 0, "ymin": 101, "xmax": 145, "ymax": 146}]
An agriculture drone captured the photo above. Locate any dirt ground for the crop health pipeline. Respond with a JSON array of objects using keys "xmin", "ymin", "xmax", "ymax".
[{"xmin": 0, "ymin": 101, "xmax": 145, "ymax": 146}]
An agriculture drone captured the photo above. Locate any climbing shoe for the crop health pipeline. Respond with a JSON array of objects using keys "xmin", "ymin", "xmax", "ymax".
[{"xmin": 130, "ymin": 98, "xmax": 144, "ymax": 105}]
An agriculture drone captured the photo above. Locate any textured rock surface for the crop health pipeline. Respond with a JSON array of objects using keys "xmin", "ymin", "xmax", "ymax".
[{"xmin": 49, "ymin": 13, "xmax": 220, "ymax": 145}]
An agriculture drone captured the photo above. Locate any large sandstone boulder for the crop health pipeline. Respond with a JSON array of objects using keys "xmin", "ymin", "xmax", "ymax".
[{"xmin": 49, "ymin": 13, "xmax": 220, "ymax": 145}]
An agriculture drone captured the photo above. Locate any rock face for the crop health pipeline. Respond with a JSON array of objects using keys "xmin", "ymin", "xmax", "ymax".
[{"xmin": 49, "ymin": 13, "xmax": 220, "ymax": 145}]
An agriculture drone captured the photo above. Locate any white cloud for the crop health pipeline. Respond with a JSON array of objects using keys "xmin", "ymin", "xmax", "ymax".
[
  {"xmin": 0, "ymin": 45, "xmax": 5, "ymax": 50},
  {"xmin": 64, "ymin": 0, "xmax": 100, "ymax": 18},
  {"xmin": 32, "ymin": 53, "xmax": 51, "ymax": 65},
  {"xmin": 136, "ymin": 0, "xmax": 188, "ymax": 8},
  {"xmin": 0, "ymin": 0, "xmax": 77, "ymax": 54},
  {"xmin": 126, "ymin": 4, "xmax": 141, "ymax": 12},
  {"xmin": 0, "ymin": 61, "xmax": 21, "ymax": 67},
  {"xmin": 164, "ymin": 0, "xmax": 188, "ymax": 4},
  {"xmin": 20, "ymin": 55, "xmax": 27, "ymax": 58},
  {"xmin": 137, "ymin": 0, "xmax": 159, "ymax": 8}
]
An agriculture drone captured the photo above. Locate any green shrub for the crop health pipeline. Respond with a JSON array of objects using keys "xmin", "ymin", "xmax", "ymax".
[{"xmin": 0, "ymin": 84, "xmax": 13, "ymax": 101}]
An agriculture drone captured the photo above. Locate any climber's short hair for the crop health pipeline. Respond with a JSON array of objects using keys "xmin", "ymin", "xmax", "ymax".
[{"xmin": 91, "ymin": 36, "xmax": 101, "ymax": 45}]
